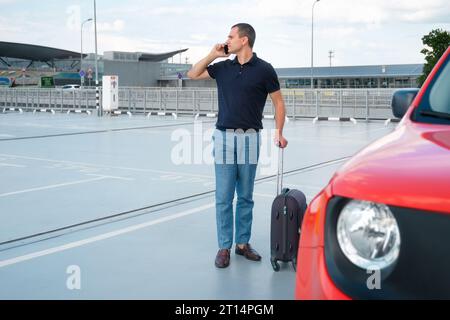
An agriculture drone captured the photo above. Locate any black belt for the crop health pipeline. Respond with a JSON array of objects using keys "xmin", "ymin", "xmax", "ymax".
[{"xmin": 216, "ymin": 127, "xmax": 260, "ymax": 132}]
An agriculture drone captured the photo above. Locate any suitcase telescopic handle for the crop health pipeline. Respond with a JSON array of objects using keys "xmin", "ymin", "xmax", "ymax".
[{"xmin": 277, "ymin": 143, "xmax": 284, "ymax": 195}]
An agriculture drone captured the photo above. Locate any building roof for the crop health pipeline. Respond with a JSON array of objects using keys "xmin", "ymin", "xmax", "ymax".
[
  {"xmin": 102, "ymin": 49, "xmax": 189, "ymax": 62},
  {"xmin": 138, "ymin": 48, "xmax": 188, "ymax": 62},
  {"xmin": 275, "ymin": 64, "xmax": 424, "ymax": 78},
  {"xmin": 0, "ymin": 41, "xmax": 85, "ymax": 62}
]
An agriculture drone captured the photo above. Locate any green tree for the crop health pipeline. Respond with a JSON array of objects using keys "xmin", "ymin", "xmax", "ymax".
[{"xmin": 418, "ymin": 28, "xmax": 450, "ymax": 86}]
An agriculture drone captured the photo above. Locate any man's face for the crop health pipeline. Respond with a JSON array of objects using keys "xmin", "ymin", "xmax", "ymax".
[{"xmin": 227, "ymin": 27, "xmax": 247, "ymax": 53}]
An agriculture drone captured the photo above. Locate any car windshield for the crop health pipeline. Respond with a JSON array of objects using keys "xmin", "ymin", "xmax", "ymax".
[{"xmin": 414, "ymin": 52, "xmax": 450, "ymax": 125}]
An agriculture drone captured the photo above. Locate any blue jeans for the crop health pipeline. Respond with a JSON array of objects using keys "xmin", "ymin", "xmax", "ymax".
[{"xmin": 213, "ymin": 129, "xmax": 260, "ymax": 249}]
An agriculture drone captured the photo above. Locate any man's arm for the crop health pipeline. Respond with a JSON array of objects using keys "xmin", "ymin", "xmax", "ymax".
[
  {"xmin": 187, "ymin": 44, "xmax": 229, "ymax": 80},
  {"xmin": 270, "ymin": 90, "xmax": 288, "ymax": 148}
]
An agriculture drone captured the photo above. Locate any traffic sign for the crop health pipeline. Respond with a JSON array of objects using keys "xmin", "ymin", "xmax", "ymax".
[
  {"xmin": 79, "ymin": 70, "xmax": 86, "ymax": 77},
  {"xmin": 87, "ymin": 68, "xmax": 93, "ymax": 79}
]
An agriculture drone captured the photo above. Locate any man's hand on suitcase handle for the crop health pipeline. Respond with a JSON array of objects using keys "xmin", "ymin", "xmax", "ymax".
[{"xmin": 275, "ymin": 133, "xmax": 288, "ymax": 148}]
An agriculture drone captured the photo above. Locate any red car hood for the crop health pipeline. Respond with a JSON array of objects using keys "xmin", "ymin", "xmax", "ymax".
[{"xmin": 332, "ymin": 121, "xmax": 450, "ymax": 214}]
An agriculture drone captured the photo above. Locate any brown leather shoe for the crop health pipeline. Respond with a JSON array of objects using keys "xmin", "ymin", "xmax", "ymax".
[
  {"xmin": 215, "ymin": 249, "xmax": 230, "ymax": 268},
  {"xmin": 235, "ymin": 244, "xmax": 261, "ymax": 261}
]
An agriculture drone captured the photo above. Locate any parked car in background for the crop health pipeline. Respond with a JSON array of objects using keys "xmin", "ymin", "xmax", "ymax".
[
  {"xmin": 0, "ymin": 77, "xmax": 11, "ymax": 86},
  {"xmin": 62, "ymin": 84, "xmax": 80, "ymax": 90},
  {"xmin": 295, "ymin": 46, "xmax": 450, "ymax": 299}
]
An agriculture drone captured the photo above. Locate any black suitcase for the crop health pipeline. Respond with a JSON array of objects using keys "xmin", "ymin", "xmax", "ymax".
[{"xmin": 270, "ymin": 147, "xmax": 307, "ymax": 272}]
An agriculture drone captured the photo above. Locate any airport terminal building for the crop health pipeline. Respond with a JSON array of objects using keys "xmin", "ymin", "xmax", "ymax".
[
  {"xmin": 170, "ymin": 63, "xmax": 422, "ymax": 89},
  {"xmin": 0, "ymin": 41, "xmax": 423, "ymax": 89}
]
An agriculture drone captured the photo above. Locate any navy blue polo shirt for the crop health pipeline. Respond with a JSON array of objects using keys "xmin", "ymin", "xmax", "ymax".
[{"xmin": 207, "ymin": 53, "xmax": 280, "ymax": 130}]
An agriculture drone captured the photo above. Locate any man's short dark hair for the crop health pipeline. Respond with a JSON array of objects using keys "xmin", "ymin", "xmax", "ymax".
[{"xmin": 232, "ymin": 23, "xmax": 256, "ymax": 48}]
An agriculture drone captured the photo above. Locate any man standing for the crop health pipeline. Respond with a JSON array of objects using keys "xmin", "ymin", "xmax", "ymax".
[{"xmin": 187, "ymin": 23, "xmax": 288, "ymax": 268}]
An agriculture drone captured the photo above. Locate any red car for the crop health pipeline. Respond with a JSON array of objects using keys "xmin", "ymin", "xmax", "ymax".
[{"xmin": 295, "ymin": 46, "xmax": 450, "ymax": 299}]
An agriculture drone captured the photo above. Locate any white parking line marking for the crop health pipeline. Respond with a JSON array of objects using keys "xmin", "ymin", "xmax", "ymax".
[
  {"xmin": 0, "ymin": 176, "xmax": 109, "ymax": 198},
  {"xmin": 0, "ymin": 153, "xmax": 214, "ymax": 179},
  {"xmin": 0, "ymin": 202, "xmax": 215, "ymax": 268},
  {"xmin": 86, "ymin": 174, "xmax": 134, "ymax": 181},
  {"xmin": 0, "ymin": 163, "xmax": 26, "ymax": 168}
]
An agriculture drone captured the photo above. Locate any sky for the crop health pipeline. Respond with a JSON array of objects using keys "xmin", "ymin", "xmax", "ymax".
[{"xmin": 0, "ymin": 0, "xmax": 449, "ymax": 68}]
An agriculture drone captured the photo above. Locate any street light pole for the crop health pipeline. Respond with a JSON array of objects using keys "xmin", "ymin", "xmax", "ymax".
[
  {"xmin": 80, "ymin": 18, "xmax": 93, "ymax": 88},
  {"xmin": 311, "ymin": 0, "xmax": 320, "ymax": 89},
  {"xmin": 94, "ymin": 0, "xmax": 101, "ymax": 116}
]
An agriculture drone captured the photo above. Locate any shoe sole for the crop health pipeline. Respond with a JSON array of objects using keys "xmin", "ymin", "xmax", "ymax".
[
  {"xmin": 215, "ymin": 262, "xmax": 230, "ymax": 268},
  {"xmin": 235, "ymin": 250, "xmax": 261, "ymax": 261}
]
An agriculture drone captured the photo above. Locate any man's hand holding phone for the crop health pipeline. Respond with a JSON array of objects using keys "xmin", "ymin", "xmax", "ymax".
[{"xmin": 210, "ymin": 43, "xmax": 230, "ymax": 58}]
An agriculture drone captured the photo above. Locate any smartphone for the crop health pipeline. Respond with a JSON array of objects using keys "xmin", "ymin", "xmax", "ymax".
[{"xmin": 224, "ymin": 44, "xmax": 229, "ymax": 55}]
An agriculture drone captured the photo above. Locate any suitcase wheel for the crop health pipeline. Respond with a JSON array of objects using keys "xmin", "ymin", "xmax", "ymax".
[{"xmin": 271, "ymin": 258, "xmax": 280, "ymax": 272}]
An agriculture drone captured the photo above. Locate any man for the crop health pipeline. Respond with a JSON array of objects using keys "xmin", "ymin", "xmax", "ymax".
[{"xmin": 187, "ymin": 23, "xmax": 288, "ymax": 268}]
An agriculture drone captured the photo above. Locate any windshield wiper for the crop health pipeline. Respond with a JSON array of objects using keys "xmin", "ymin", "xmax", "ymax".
[{"xmin": 420, "ymin": 110, "xmax": 450, "ymax": 120}]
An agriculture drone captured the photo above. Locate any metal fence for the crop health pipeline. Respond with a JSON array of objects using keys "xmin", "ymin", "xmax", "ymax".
[{"xmin": 0, "ymin": 87, "xmax": 401, "ymax": 120}]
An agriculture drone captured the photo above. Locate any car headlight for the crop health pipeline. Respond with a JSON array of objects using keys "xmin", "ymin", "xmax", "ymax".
[{"xmin": 337, "ymin": 200, "xmax": 401, "ymax": 270}]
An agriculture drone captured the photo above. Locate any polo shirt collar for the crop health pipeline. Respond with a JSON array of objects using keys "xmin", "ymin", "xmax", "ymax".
[{"xmin": 232, "ymin": 53, "xmax": 258, "ymax": 66}]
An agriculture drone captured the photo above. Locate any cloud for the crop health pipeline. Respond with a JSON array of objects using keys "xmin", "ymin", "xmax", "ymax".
[
  {"xmin": 151, "ymin": 6, "xmax": 186, "ymax": 15},
  {"xmin": 249, "ymin": 0, "xmax": 449, "ymax": 25},
  {"xmin": 271, "ymin": 34, "xmax": 296, "ymax": 46},
  {"xmin": 384, "ymin": 0, "xmax": 449, "ymax": 22},
  {"xmin": 95, "ymin": 19, "xmax": 125, "ymax": 32},
  {"xmin": 189, "ymin": 34, "xmax": 210, "ymax": 42},
  {"xmin": 251, "ymin": 0, "xmax": 304, "ymax": 18},
  {"xmin": 95, "ymin": 34, "xmax": 186, "ymax": 54},
  {"xmin": 0, "ymin": 17, "xmax": 21, "ymax": 34},
  {"xmin": 317, "ymin": 27, "xmax": 358, "ymax": 38},
  {"xmin": 2, "ymin": 0, "xmax": 448, "ymax": 68}
]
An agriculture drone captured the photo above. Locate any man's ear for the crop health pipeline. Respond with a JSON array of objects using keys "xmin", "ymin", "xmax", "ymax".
[{"xmin": 242, "ymin": 36, "xmax": 249, "ymax": 46}]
